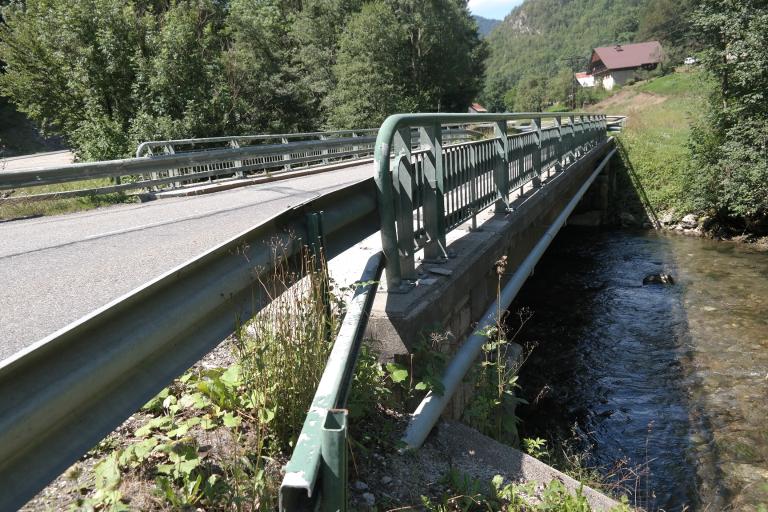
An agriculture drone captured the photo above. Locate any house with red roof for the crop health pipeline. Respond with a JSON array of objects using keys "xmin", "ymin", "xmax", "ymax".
[
  {"xmin": 574, "ymin": 72, "xmax": 595, "ymax": 88},
  {"xmin": 468, "ymin": 102, "xmax": 488, "ymax": 113},
  {"xmin": 589, "ymin": 41, "xmax": 663, "ymax": 90}
]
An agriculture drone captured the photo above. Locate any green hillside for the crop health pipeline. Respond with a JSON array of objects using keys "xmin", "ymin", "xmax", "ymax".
[
  {"xmin": 481, "ymin": 0, "xmax": 697, "ymax": 110},
  {"xmin": 473, "ymin": 15, "xmax": 501, "ymax": 38}
]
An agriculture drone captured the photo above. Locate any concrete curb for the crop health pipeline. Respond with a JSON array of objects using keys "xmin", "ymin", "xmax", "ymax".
[
  {"xmin": 433, "ymin": 420, "xmax": 623, "ymax": 510},
  {"xmin": 145, "ymin": 158, "xmax": 374, "ymax": 199}
]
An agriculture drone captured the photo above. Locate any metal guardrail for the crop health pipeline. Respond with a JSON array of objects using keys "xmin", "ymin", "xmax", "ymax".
[
  {"xmin": 0, "ymin": 127, "xmax": 479, "ymax": 202},
  {"xmin": 0, "ymin": 135, "xmax": 378, "ymax": 201},
  {"xmin": 0, "ymin": 179, "xmax": 379, "ymax": 512},
  {"xmin": 373, "ymin": 112, "xmax": 607, "ymax": 290},
  {"xmin": 280, "ymin": 252, "xmax": 384, "ymax": 511}
]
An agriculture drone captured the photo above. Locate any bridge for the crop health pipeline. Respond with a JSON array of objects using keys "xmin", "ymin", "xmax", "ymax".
[{"xmin": 0, "ymin": 112, "xmax": 615, "ymax": 510}]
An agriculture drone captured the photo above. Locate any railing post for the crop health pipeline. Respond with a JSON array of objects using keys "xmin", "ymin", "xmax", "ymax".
[
  {"xmin": 555, "ymin": 116, "xmax": 563, "ymax": 172},
  {"xmin": 531, "ymin": 117, "xmax": 542, "ymax": 189},
  {"xmin": 230, "ymin": 140, "xmax": 244, "ymax": 178},
  {"xmin": 393, "ymin": 127, "xmax": 417, "ymax": 280},
  {"xmin": 282, "ymin": 137, "xmax": 292, "ymax": 171},
  {"xmin": 352, "ymin": 132, "xmax": 359, "ymax": 159},
  {"xmin": 576, "ymin": 115, "xmax": 584, "ymax": 157},
  {"xmin": 469, "ymin": 143, "xmax": 478, "ymax": 230},
  {"xmin": 321, "ymin": 410, "xmax": 348, "ymax": 512},
  {"xmin": 164, "ymin": 143, "xmax": 180, "ymax": 188},
  {"xmin": 493, "ymin": 120, "xmax": 510, "ymax": 212},
  {"xmin": 320, "ymin": 134, "xmax": 330, "ymax": 165},
  {"xmin": 421, "ymin": 124, "xmax": 447, "ymax": 261}
]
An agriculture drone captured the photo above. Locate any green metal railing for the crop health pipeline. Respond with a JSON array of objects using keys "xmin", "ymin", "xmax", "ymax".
[
  {"xmin": 373, "ymin": 113, "xmax": 607, "ymax": 290},
  {"xmin": 280, "ymin": 252, "xmax": 384, "ymax": 512}
]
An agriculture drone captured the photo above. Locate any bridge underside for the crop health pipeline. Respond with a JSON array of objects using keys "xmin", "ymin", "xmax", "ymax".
[{"xmin": 367, "ymin": 139, "xmax": 615, "ymax": 414}]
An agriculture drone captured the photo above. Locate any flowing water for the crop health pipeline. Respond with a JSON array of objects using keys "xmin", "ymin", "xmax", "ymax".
[{"xmin": 511, "ymin": 228, "xmax": 768, "ymax": 511}]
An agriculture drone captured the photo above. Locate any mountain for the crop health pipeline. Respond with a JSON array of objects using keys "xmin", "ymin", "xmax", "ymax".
[
  {"xmin": 473, "ymin": 15, "xmax": 501, "ymax": 38},
  {"xmin": 480, "ymin": 0, "xmax": 696, "ymax": 110}
]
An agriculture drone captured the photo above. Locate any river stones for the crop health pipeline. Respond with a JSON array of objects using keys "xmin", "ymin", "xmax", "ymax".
[{"xmin": 643, "ymin": 273, "xmax": 675, "ymax": 285}]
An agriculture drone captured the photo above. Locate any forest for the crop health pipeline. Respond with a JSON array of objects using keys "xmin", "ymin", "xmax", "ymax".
[{"xmin": 0, "ymin": 0, "xmax": 484, "ymax": 160}]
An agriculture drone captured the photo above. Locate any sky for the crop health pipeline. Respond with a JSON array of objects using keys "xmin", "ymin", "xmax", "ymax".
[{"xmin": 467, "ymin": 0, "xmax": 525, "ymax": 19}]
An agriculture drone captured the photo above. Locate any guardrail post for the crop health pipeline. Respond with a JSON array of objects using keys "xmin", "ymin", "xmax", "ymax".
[
  {"xmin": 421, "ymin": 124, "xmax": 447, "ymax": 261},
  {"xmin": 230, "ymin": 140, "xmax": 244, "ymax": 178},
  {"xmin": 567, "ymin": 115, "xmax": 575, "ymax": 164},
  {"xmin": 307, "ymin": 211, "xmax": 332, "ymax": 334},
  {"xmin": 320, "ymin": 134, "xmax": 330, "ymax": 165},
  {"xmin": 393, "ymin": 127, "xmax": 417, "ymax": 280},
  {"xmin": 555, "ymin": 116, "xmax": 563, "ymax": 172},
  {"xmin": 531, "ymin": 117, "xmax": 542, "ymax": 189},
  {"xmin": 493, "ymin": 120, "xmax": 510, "ymax": 212},
  {"xmin": 321, "ymin": 410, "xmax": 348, "ymax": 512},
  {"xmin": 282, "ymin": 137, "xmax": 292, "ymax": 171}
]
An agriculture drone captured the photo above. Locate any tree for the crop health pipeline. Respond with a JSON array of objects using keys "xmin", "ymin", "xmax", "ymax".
[
  {"xmin": 0, "ymin": 0, "xmax": 151, "ymax": 159},
  {"xmin": 687, "ymin": 0, "xmax": 768, "ymax": 222},
  {"xmin": 325, "ymin": 2, "xmax": 414, "ymax": 129},
  {"xmin": 327, "ymin": 0, "xmax": 485, "ymax": 128},
  {"xmin": 512, "ymin": 75, "xmax": 547, "ymax": 112}
]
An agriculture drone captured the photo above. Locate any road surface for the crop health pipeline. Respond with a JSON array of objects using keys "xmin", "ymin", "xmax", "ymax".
[{"xmin": 0, "ymin": 164, "xmax": 372, "ymax": 361}]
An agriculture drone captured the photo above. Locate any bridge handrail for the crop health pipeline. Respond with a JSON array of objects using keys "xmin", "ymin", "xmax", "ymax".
[
  {"xmin": 134, "ymin": 126, "xmax": 479, "ymax": 158},
  {"xmin": 0, "ymin": 127, "xmax": 477, "ymax": 201},
  {"xmin": 373, "ymin": 112, "xmax": 607, "ymax": 290}
]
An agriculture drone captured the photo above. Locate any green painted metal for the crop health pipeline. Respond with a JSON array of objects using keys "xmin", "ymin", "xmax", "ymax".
[
  {"xmin": 493, "ymin": 120, "xmax": 510, "ymax": 212},
  {"xmin": 373, "ymin": 112, "xmax": 607, "ymax": 290},
  {"xmin": 394, "ymin": 127, "xmax": 417, "ymax": 280},
  {"xmin": 280, "ymin": 252, "xmax": 383, "ymax": 511},
  {"xmin": 421, "ymin": 124, "xmax": 447, "ymax": 262},
  {"xmin": 321, "ymin": 410, "xmax": 348, "ymax": 512}
]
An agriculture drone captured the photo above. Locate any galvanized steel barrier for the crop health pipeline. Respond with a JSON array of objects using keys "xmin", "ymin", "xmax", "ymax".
[
  {"xmin": 0, "ymin": 132, "xmax": 379, "ymax": 201},
  {"xmin": 0, "ymin": 127, "xmax": 477, "ymax": 202},
  {"xmin": 373, "ymin": 113, "xmax": 607, "ymax": 290}
]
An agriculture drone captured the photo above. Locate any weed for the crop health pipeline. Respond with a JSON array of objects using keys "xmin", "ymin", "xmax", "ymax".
[
  {"xmin": 416, "ymin": 469, "xmax": 632, "ymax": 511},
  {"xmin": 463, "ymin": 257, "xmax": 533, "ymax": 446}
]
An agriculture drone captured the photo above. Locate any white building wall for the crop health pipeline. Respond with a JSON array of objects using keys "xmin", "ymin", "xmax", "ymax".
[{"xmin": 601, "ymin": 69, "xmax": 635, "ymax": 90}]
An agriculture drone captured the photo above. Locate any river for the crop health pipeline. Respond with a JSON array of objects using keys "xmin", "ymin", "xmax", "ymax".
[{"xmin": 511, "ymin": 228, "xmax": 768, "ymax": 511}]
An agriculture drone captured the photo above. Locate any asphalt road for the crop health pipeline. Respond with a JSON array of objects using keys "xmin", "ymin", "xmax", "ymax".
[{"xmin": 0, "ymin": 164, "xmax": 372, "ymax": 361}]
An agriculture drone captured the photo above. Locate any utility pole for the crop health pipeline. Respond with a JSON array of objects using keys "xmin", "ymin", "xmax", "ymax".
[{"xmin": 561, "ymin": 56, "xmax": 584, "ymax": 110}]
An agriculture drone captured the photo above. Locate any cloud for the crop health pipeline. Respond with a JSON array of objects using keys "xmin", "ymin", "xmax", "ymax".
[{"xmin": 468, "ymin": 0, "xmax": 524, "ymax": 19}]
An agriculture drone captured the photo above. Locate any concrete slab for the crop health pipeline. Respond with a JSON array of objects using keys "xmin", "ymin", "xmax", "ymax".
[{"xmin": 432, "ymin": 420, "xmax": 623, "ymax": 510}]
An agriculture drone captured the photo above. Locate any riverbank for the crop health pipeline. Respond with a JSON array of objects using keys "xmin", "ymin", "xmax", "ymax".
[{"xmin": 591, "ymin": 69, "xmax": 768, "ymax": 243}]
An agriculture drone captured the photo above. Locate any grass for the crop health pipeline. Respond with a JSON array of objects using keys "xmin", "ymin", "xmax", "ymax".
[
  {"xmin": 419, "ymin": 469, "xmax": 632, "ymax": 511},
  {"xmin": 591, "ymin": 69, "xmax": 711, "ymax": 215},
  {"xmin": 0, "ymin": 180, "xmax": 136, "ymax": 221}
]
